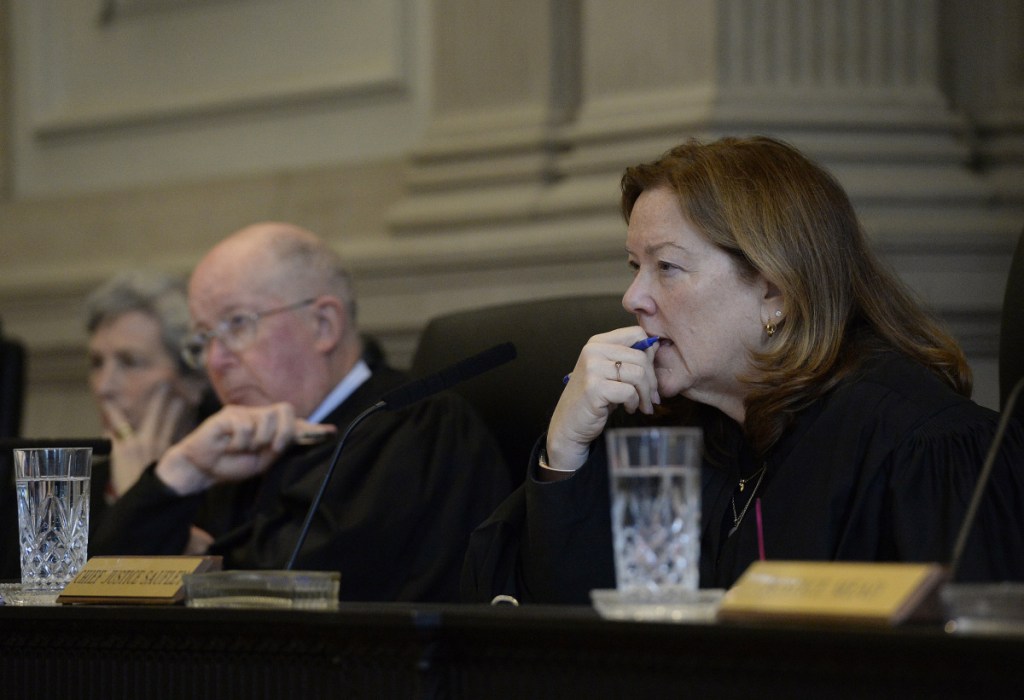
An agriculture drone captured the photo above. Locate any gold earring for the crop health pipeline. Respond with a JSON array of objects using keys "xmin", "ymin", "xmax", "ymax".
[{"xmin": 765, "ymin": 321, "xmax": 777, "ymax": 337}]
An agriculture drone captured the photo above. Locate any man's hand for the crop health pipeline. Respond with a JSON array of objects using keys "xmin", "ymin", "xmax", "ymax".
[
  {"xmin": 154, "ymin": 403, "xmax": 337, "ymax": 496},
  {"xmin": 184, "ymin": 526, "xmax": 215, "ymax": 555}
]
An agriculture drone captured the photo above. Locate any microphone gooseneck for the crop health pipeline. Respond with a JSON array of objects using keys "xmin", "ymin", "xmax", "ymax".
[
  {"xmin": 284, "ymin": 342, "xmax": 517, "ymax": 571},
  {"xmin": 948, "ymin": 375, "xmax": 1024, "ymax": 580},
  {"xmin": 284, "ymin": 400, "xmax": 383, "ymax": 571},
  {"xmin": 377, "ymin": 342, "xmax": 517, "ymax": 411}
]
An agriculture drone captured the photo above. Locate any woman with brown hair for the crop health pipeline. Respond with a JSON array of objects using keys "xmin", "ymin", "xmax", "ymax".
[{"xmin": 464, "ymin": 136, "xmax": 1024, "ymax": 603}]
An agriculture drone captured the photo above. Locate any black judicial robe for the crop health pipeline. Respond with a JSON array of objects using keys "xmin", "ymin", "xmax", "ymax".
[
  {"xmin": 462, "ymin": 352, "xmax": 1024, "ymax": 604},
  {"xmin": 92, "ymin": 365, "xmax": 510, "ymax": 602}
]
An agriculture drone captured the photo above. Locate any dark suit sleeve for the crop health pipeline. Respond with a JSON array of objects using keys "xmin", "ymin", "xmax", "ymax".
[
  {"xmin": 90, "ymin": 465, "xmax": 202, "ymax": 556},
  {"xmin": 885, "ymin": 413, "xmax": 1024, "ymax": 582},
  {"xmin": 462, "ymin": 439, "xmax": 615, "ymax": 604}
]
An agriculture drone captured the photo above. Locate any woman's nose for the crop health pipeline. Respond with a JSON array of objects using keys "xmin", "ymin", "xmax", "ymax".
[
  {"xmin": 622, "ymin": 274, "xmax": 654, "ymax": 316},
  {"xmin": 91, "ymin": 362, "xmax": 120, "ymax": 397}
]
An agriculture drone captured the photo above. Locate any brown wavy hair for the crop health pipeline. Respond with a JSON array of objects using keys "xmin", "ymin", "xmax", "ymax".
[{"xmin": 620, "ymin": 136, "xmax": 971, "ymax": 454}]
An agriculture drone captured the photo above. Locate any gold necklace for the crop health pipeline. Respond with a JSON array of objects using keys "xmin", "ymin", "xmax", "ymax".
[
  {"xmin": 729, "ymin": 462, "xmax": 767, "ymax": 537},
  {"xmin": 737, "ymin": 464, "xmax": 766, "ymax": 493}
]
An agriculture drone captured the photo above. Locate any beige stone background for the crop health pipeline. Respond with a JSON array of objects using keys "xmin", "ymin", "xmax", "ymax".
[{"xmin": 0, "ymin": 0, "xmax": 1021, "ymax": 437}]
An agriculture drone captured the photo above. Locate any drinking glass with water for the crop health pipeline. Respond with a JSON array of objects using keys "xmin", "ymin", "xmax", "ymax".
[
  {"xmin": 605, "ymin": 427, "xmax": 702, "ymax": 595},
  {"xmin": 14, "ymin": 447, "xmax": 92, "ymax": 592}
]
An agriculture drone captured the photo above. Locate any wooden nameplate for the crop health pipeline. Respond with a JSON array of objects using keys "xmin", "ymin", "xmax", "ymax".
[
  {"xmin": 717, "ymin": 560, "xmax": 948, "ymax": 626},
  {"xmin": 57, "ymin": 555, "xmax": 222, "ymax": 605}
]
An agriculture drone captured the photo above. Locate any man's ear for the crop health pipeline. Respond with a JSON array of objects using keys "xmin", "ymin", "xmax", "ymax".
[{"xmin": 310, "ymin": 296, "xmax": 346, "ymax": 354}]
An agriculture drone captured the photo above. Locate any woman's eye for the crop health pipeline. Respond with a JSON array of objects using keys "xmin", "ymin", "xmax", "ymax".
[{"xmin": 119, "ymin": 354, "xmax": 145, "ymax": 369}]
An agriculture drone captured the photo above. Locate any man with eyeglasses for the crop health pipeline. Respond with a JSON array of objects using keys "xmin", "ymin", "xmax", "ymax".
[{"xmin": 92, "ymin": 222, "xmax": 510, "ymax": 602}]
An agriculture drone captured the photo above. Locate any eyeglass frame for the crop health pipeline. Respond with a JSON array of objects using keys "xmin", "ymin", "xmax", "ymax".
[{"xmin": 180, "ymin": 297, "xmax": 318, "ymax": 370}]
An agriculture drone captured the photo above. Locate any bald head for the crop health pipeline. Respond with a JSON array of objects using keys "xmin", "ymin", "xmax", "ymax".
[
  {"xmin": 192, "ymin": 222, "xmax": 355, "ymax": 313},
  {"xmin": 187, "ymin": 222, "xmax": 362, "ymax": 415}
]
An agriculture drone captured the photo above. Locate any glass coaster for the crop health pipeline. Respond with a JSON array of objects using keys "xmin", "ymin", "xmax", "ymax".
[
  {"xmin": 590, "ymin": 587, "xmax": 724, "ymax": 623},
  {"xmin": 183, "ymin": 570, "xmax": 340, "ymax": 610},
  {"xmin": 0, "ymin": 583, "xmax": 61, "ymax": 607},
  {"xmin": 942, "ymin": 583, "xmax": 1024, "ymax": 636}
]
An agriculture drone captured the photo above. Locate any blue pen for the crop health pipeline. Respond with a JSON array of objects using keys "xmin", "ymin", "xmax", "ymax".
[
  {"xmin": 630, "ymin": 336, "xmax": 660, "ymax": 351},
  {"xmin": 562, "ymin": 336, "xmax": 659, "ymax": 384}
]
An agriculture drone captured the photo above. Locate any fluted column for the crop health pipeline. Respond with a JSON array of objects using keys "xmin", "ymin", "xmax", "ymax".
[
  {"xmin": 564, "ymin": 0, "xmax": 962, "ymax": 171},
  {"xmin": 719, "ymin": 0, "xmax": 943, "ymax": 115}
]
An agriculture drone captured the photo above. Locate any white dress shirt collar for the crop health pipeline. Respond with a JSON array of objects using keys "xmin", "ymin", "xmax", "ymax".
[{"xmin": 306, "ymin": 359, "xmax": 372, "ymax": 423}]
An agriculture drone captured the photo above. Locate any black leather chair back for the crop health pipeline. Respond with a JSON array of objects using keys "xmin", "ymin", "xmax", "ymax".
[
  {"xmin": 410, "ymin": 294, "xmax": 633, "ymax": 484},
  {"xmin": 0, "ymin": 323, "xmax": 26, "ymax": 440},
  {"xmin": 1000, "ymin": 227, "xmax": 1024, "ymax": 422}
]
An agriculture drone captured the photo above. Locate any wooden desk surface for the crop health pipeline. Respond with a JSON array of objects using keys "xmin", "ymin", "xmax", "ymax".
[{"xmin": 1, "ymin": 601, "xmax": 1022, "ymax": 699}]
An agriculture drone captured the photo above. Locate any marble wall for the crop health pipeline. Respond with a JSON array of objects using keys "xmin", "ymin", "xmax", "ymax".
[{"xmin": 0, "ymin": 0, "xmax": 1021, "ymax": 436}]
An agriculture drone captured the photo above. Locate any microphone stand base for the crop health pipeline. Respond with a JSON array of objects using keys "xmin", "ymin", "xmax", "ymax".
[
  {"xmin": 182, "ymin": 569, "xmax": 340, "ymax": 610},
  {"xmin": 943, "ymin": 582, "xmax": 1024, "ymax": 636}
]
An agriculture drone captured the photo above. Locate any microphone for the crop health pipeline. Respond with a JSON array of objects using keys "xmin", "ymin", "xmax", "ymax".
[
  {"xmin": 947, "ymin": 375, "xmax": 1024, "ymax": 580},
  {"xmin": 377, "ymin": 341, "xmax": 517, "ymax": 411},
  {"xmin": 284, "ymin": 341, "xmax": 517, "ymax": 570}
]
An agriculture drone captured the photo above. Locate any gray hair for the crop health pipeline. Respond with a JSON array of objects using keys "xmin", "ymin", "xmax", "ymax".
[
  {"xmin": 268, "ymin": 234, "xmax": 358, "ymax": 323},
  {"xmin": 85, "ymin": 270, "xmax": 199, "ymax": 376}
]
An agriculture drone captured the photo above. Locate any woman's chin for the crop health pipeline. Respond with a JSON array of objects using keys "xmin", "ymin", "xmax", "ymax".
[{"xmin": 654, "ymin": 370, "xmax": 681, "ymax": 398}]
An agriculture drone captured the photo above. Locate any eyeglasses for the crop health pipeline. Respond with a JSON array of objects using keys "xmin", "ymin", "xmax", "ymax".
[{"xmin": 181, "ymin": 298, "xmax": 316, "ymax": 370}]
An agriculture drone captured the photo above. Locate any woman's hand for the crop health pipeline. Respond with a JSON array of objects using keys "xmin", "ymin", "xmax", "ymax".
[
  {"xmin": 545, "ymin": 327, "xmax": 660, "ymax": 474},
  {"xmin": 103, "ymin": 383, "xmax": 191, "ymax": 501}
]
